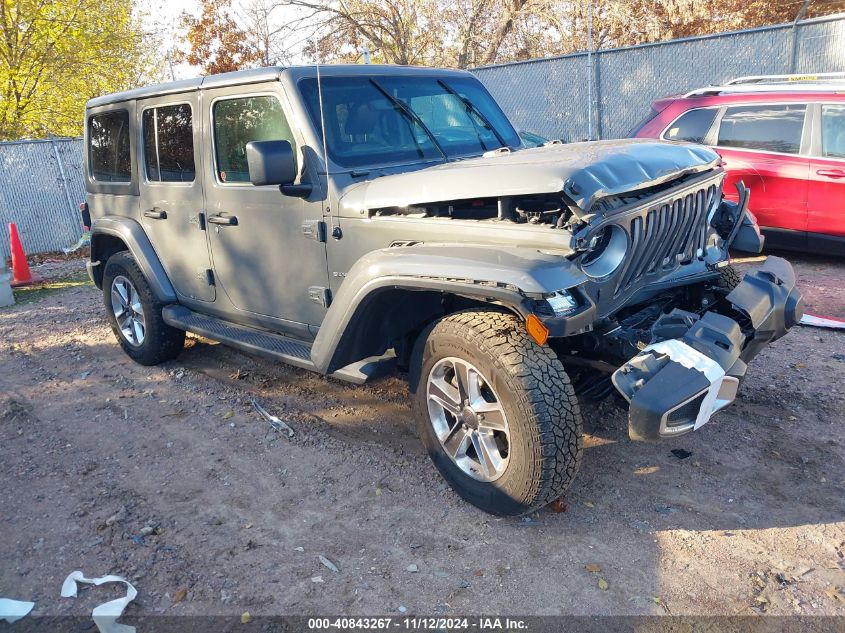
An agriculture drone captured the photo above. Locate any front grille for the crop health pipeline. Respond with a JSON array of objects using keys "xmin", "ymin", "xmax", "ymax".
[{"xmin": 612, "ymin": 178, "xmax": 721, "ymax": 297}]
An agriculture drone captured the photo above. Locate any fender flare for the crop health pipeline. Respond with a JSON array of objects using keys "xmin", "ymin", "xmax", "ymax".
[
  {"xmin": 311, "ymin": 245, "xmax": 587, "ymax": 373},
  {"xmin": 90, "ymin": 217, "xmax": 177, "ymax": 303}
]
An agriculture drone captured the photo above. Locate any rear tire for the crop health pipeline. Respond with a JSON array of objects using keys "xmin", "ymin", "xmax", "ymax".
[
  {"xmin": 103, "ymin": 251, "xmax": 184, "ymax": 366},
  {"xmin": 411, "ymin": 309, "xmax": 582, "ymax": 516}
]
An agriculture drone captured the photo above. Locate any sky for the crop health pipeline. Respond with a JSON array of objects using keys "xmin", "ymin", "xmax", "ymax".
[{"xmin": 140, "ymin": 0, "xmax": 200, "ymax": 79}]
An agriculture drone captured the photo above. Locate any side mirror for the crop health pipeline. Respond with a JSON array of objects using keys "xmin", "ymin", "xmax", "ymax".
[{"xmin": 246, "ymin": 140, "xmax": 296, "ymax": 186}]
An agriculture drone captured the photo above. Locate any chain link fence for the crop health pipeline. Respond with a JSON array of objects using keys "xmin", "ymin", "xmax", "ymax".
[
  {"xmin": 3, "ymin": 15, "xmax": 844, "ymax": 258},
  {"xmin": 0, "ymin": 137, "xmax": 86, "ymax": 261},
  {"xmin": 474, "ymin": 13, "xmax": 845, "ymax": 142}
]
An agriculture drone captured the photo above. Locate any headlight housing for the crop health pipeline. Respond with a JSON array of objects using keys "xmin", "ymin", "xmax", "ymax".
[{"xmin": 580, "ymin": 224, "xmax": 627, "ymax": 279}]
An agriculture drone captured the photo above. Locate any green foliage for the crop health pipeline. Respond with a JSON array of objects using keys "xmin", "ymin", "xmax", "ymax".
[{"xmin": 0, "ymin": 0, "xmax": 160, "ymax": 140}]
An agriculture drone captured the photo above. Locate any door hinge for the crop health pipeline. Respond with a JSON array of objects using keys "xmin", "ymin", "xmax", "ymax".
[
  {"xmin": 206, "ymin": 269, "xmax": 215, "ymax": 286},
  {"xmin": 302, "ymin": 220, "xmax": 327, "ymax": 242},
  {"xmin": 308, "ymin": 286, "xmax": 331, "ymax": 307}
]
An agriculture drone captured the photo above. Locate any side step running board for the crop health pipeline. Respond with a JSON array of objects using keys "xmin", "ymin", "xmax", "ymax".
[{"xmin": 162, "ymin": 305, "xmax": 392, "ymax": 385}]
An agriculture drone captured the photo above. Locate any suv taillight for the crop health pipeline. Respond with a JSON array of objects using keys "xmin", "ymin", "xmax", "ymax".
[{"xmin": 79, "ymin": 202, "xmax": 91, "ymax": 231}]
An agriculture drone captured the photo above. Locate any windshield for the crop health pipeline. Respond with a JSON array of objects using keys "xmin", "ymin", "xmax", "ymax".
[{"xmin": 299, "ymin": 75, "xmax": 521, "ymax": 169}]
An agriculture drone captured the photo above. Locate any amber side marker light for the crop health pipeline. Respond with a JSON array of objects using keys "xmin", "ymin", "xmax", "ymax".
[{"xmin": 525, "ymin": 314, "xmax": 549, "ymax": 346}]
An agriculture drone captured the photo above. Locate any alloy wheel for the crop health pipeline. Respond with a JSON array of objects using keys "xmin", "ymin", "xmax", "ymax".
[
  {"xmin": 110, "ymin": 275, "xmax": 146, "ymax": 347},
  {"xmin": 426, "ymin": 357, "xmax": 511, "ymax": 482}
]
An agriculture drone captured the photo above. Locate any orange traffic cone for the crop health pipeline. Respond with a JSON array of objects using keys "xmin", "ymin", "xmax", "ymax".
[{"xmin": 8, "ymin": 223, "xmax": 40, "ymax": 287}]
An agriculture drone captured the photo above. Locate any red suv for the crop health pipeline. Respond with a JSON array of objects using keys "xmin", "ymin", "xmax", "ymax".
[{"xmin": 631, "ymin": 73, "xmax": 845, "ymax": 256}]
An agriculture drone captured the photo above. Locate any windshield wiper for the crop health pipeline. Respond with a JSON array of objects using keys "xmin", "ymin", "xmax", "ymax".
[
  {"xmin": 437, "ymin": 79, "xmax": 508, "ymax": 149},
  {"xmin": 368, "ymin": 78, "xmax": 448, "ymax": 161}
]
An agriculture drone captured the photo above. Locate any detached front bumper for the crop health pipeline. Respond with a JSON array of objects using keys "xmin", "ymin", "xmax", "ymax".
[{"xmin": 612, "ymin": 256, "xmax": 803, "ymax": 440}]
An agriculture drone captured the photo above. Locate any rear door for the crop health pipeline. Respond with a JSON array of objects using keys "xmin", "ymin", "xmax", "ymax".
[
  {"xmin": 714, "ymin": 103, "xmax": 810, "ymax": 249},
  {"xmin": 137, "ymin": 93, "xmax": 215, "ymax": 302},
  {"xmin": 807, "ymin": 103, "xmax": 845, "ymax": 247}
]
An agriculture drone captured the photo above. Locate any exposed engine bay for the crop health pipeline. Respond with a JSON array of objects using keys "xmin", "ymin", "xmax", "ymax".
[{"xmin": 367, "ymin": 170, "xmax": 712, "ymax": 235}]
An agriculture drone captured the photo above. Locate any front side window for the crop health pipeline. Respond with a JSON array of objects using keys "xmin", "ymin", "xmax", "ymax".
[
  {"xmin": 299, "ymin": 75, "xmax": 521, "ymax": 169},
  {"xmin": 89, "ymin": 110, "xmax": 131, "ymax": 182},
  {"xmin": 821, "ymin": 104, "xmax": 845, "ymax": 159},
  {"xmin": 717, "ymin": 104, "xmax": 806, "ymax": 154},
  {"xmin": 663, "ymin": 108, "xmax": 718, "ymax": 144},
  {"xmin": 213, "ymin": 96, "xmax": 295, "ymax": 183},
  {"xmin": 143, "ymin": 104, "xmax": 195, "ymax": 182}
]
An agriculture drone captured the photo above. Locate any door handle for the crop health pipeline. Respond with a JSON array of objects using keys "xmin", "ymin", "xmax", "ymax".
[
  {"xmin": 816, "ymin": 169, "xmax": 845, "ymax": 179},
  {"xmin": 143, "ymin": 208, "xmax": 167, "ymax": 219},
  {"xmin": 207, "ymin": 214, "xmax": 238, "ymax": 226}
]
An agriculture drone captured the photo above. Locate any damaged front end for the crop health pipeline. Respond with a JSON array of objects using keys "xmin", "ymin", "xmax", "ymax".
[{"xmin": 612, "ymin": 256, "xmax": 803, "ymax": 440}]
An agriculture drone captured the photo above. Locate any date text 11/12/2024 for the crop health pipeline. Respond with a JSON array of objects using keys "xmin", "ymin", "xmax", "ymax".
[{"xmin": 307, "ymin": 617, "xmax": 529, "ymax": 630}]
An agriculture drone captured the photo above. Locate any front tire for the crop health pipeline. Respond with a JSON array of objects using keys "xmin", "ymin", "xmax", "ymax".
[
  {"xmin": 102, "ymin": 251, "xmax": 185, "ymax": 366},
  {"xmin": 411, "ymin": 310, "xmax": 582, "ymax": 516},
  {"xmin": 718, "ymin": 264, "xmax": 743, "ymax": 291}
]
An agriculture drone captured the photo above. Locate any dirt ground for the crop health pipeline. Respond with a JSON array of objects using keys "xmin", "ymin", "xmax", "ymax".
[{"xmin": 1, "ymin": 252, "xmax": 843, "ymax": 620}]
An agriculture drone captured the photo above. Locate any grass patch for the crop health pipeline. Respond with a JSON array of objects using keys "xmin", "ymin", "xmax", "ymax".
[{"xmin": 6, "ymin": 270, "xmax": 94, "ymax": 307}]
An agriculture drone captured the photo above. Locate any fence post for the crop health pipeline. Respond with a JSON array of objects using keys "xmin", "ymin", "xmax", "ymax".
[
  {"xmin": 789, "ymin": 1, "xmax": 812, "ymax": 72},
  {"xmin": 586, "ymin": 1, "xmax": 594, "ymax": 140},
  {"xmin": 47, "ymin": 134, "xmax": 80, "ymax": 231},
  {"xmin": 594, "ymin": 50, "xmax": 603, "ymax": 140}
]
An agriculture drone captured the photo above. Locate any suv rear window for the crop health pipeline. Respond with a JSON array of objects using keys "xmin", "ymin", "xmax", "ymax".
[
  {"xmin": 212, "ymin": 96, "xmax": 295, "ymax": 183},
  {"xmin": 89, "ymin": 110, "xmax": 131, "ymax": 182},
  {"xmin": 626, "ymin": 108, "xmax": 658, "ymax": 137},
  {"xmin": 143, "ymin": 104, "xmax": 195, "ymax": 182},
  {"xmin": 717, "ymin": 104, "xmax": 806, "ymax": 154},
  {"xmin": 821, "ymin": 104, "xmax": 845, "ymax": 159},
  {"xmin": 663, "ymin": 108, "xmax": 717, "ymax": 144}
]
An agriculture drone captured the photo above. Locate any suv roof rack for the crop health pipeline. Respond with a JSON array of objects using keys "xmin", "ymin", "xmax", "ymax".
[
  {"xmin": 683, "ymin": 72, "xmax": 845, "ymax": 98},
  {"xmin": 725, "ymin": 72, "xmax": 845, "ymax": 85}
]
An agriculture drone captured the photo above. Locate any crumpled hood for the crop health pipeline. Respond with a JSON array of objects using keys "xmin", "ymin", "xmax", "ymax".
[{"xmin": 338, "ymin": 139, "xmax": 719, "ymax": 216}]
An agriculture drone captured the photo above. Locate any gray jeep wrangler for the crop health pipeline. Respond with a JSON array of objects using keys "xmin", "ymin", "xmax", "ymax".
[{"xmin": 84, "ymin": 65, "xmax": 803, "ymax": 516}]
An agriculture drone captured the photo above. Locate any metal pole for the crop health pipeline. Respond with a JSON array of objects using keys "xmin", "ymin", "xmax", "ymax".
[
  {"xmin": 587, "ymin": 0, "xmax": 593, "ymax": 140},
  {"xmin": 167, "ymin": 51, "xmax": 176, "ymax": 82},
  {"xmin": 789, "ymin": 0, "xmax": 812, "ymax": 73},
  {"xmin": 45, "ymin": 132, "xmax": 80, "ymax": 232}
]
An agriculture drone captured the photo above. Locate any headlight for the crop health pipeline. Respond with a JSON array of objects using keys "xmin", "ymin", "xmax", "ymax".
[
  {"xmin": 580, "ymin": 224, "xmax": 627, "ymax": 279},
  {"xmin": 535, "ymin": 290, "xmax": 579, "ymax": 317}
]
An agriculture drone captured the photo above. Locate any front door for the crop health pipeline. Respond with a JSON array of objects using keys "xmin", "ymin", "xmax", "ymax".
[
  {"xmin": 137, "ymin": 94, "xmax": 215, "ymax": 302},
  {"xmin": 202, "ymin": 85, "xmax": 329, "ymax": 329}
]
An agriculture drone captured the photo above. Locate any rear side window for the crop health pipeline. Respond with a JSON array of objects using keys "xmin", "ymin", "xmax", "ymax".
[
  {"xmin": 212, "ymin": 96, "xmax": 295, "ymax": 183},
  {"xmin": 717, "ymin": 104, "xmax": 806, "ymax": 154},
  {"xmin": 663, "ymin": 108, "xmax": 718, "ymax": 144},
  {"xmin": 143, "ymin": 104, "xmax": 195, "ymax": 182},
  {"xmin": 821, "ymin": 104, "xmax": 845, "ymax": 159},
  {"xmin": 89, "ymin": 110, "xmax": 131, "ymax": 182}
]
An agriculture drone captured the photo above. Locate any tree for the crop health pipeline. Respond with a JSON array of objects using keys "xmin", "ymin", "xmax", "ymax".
[
  {"xmin": 0, "ymin": 0, "xmax": 156, "ymax": 140},
  {"xmin": 273, "ymin": 0, "xmax": 845, "ymax": 68},
  {"xmin": 176, "ymin": 0, "xmax": 264, "ymax": 74}
]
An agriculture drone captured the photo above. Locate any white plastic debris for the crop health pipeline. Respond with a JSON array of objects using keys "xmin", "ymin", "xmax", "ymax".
[
  {"xmin": 0, "ymin": 598, "xmax": 34, "ymax": 624},
  {"xmin": 62, "ymin": 232, "xmax": 91, "ymax": 254},
  {"xmin": 61, "ymin": 571, "xmax": 137, "ymax": 633},
  {"xmin": 252, "ymin": 398, "xmax": 295, "ymax": 438},
  {"xmin": 318, "ymin": 555, "xmax": 339, "ymax": 573},
  {"xmin": 800, "ymin": 313, "xmax": 845, "ymax": 330}
]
